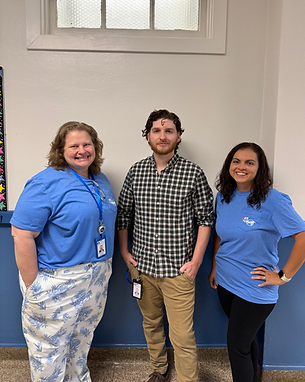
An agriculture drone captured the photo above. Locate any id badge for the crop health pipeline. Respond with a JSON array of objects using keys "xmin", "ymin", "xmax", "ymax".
[
  {"xmin": 132, "ymin": 278, "xmax": 142, "ymax": 300},
  {"xmin": 95, "ymin": 236, "xmax": 106, "ymax": 258}
]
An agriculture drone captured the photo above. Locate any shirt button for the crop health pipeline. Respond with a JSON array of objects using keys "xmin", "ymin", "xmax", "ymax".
[{"xmin": 88, "ymin": 263, "xmax": 92, "ymax": 268}]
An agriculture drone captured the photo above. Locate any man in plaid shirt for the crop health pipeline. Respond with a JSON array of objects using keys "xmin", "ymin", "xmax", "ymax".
[{"xmin": 117, "ymin": 109, "xmax": 214, "ymax": 382}]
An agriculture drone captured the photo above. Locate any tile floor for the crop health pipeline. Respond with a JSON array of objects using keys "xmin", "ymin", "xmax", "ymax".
[{"xmin": 0, "ymin": 347, "xmax": 304, "ymax": 381}]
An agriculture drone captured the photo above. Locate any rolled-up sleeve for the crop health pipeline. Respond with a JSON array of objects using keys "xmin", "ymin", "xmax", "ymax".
[
  {"xmin": 193, "ymin": 170, "xmax": 214, "ymax": 227},
  {"xmin": 117, "ymin": 169, "xmax": 135, "ymax": 230}
]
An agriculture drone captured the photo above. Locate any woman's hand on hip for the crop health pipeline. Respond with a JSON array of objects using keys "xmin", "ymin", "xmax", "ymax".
[{"xmin": 251, "ymin": 266, "xmax": 285, "ymax": 287}]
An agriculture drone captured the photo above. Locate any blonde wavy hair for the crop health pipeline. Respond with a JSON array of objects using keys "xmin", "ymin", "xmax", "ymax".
[{"xmin": 47, "ymin": 121, "xmax": 104, "ymax": 175}]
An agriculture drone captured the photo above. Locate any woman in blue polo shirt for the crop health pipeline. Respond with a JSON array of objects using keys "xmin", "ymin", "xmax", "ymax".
[
  {"xmin": 11, "ymin": 121, "xmax": 117, "ymax": 382},
  {"xmin": 209, "ymin": 142, "xmax": 305, "ymax": 382}
]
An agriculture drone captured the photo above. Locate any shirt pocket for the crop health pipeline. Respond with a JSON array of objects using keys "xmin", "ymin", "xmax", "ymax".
[
  {"xmin": 239, "ymin": 207, "xmax": 262, "ymax": 232},
  {"xmin": 102, "ymin": 190, "xmax": 117, "ymax": 213},
  {"xmin": 165, "ymin": 192, "xmax": 192, "ymax": 217}
]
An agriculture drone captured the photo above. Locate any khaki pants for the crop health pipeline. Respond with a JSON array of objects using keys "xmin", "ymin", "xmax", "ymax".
[{"xmin": 130, "ymin": 266, "xmax": 198, "ymax": 382}]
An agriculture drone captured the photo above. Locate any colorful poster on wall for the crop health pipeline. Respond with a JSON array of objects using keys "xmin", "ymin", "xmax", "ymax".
[{"xmin": 0, "ymin": 66, "xmax": 7, "ymax": 211}]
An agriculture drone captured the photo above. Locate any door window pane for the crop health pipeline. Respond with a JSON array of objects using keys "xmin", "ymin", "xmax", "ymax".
[
  {"xmin": 106, "ymin": 0, "xmax": 150, "ymax": 30},
  {"xmin": 155, "ymin": 0, "xmax": 199, "ymax": 31},
  {"xmin": 57, "ymin": 0, "xmax": 101, "ymax": 28}
]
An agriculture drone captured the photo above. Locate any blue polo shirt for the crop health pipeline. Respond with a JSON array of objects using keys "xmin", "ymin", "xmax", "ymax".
[{"xmin": 11, "ymin": 167, "xmax": 117, "ymax": 269}]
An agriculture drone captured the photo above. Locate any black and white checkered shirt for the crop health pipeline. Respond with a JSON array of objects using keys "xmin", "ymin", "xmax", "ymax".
[{"xmin": 117, "ymin": 153, "xmax": 214, "ymax": 278}]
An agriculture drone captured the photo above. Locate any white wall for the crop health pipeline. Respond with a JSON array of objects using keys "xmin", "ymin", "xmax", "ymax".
[
  {"xmin": 1, "ymin": 0, "xmax": 303, "ymax": 218},
  {"xmin": 273, "ymin": 0, "xmax": 305, "ymax": 216},
  {"xmin": 260, "ymin": 0, "xmax": 282, "ymax": 170}
]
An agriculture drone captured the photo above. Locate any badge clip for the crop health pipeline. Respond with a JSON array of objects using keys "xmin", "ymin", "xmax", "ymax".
[{"xmin": 99, "ymin": 224, "xmax": 106, "ymax": 236}]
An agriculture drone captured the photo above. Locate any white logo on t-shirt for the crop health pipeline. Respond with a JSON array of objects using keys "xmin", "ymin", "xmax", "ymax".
[{"xmin": 243, "ymin": 217, "xmax": 256, "ymax": 226}]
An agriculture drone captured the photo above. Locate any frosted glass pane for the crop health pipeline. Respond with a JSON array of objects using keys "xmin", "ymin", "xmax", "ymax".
[
  {"xmin": 106, "ymin": 0, "xmax": 150, "ymax": 30},
  {"xmin": 155, "ymin": 0, "xmax": 199, "ymax": 31},
  {"xmin": 57, "ymin": 0, "xmax": 101, "ymax": 28}
]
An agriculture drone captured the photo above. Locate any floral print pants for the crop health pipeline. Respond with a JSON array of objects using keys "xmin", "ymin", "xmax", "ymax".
[{"xmin": 19, "ymin": 259, "xmax": 112, "ymax": 382}]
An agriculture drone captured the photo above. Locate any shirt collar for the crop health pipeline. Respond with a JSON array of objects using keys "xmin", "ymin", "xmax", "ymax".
[{"xmin": 149, "ymin": 153, "xmax": 180, "ymax": 172}]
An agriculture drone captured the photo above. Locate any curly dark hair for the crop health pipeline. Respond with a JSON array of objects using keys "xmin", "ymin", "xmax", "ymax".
[
  {"xmin": 47, "ymin": 121, "xmax": 104, "ymax": 175},
  {"xmin": 142, "ymin": 109, "xmax": 185, "ymax": 152},
  {"xmin": 215, "ymin": 142, "xmax": 273, "ymax": 208}
]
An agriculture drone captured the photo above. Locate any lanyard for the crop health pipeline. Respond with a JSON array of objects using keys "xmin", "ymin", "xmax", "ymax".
[{"xmin": 69, "ymin": 167, "xmax": 103, "ymax": 223}]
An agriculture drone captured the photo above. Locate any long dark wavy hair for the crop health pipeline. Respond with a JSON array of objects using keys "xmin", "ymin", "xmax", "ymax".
[
  {"xmin": 142, "ymin": 109, "xmax": 185, "ymax": 152},
  {"xmin": 47, "ymin": 121, "xmax": 104, "ymax": 175},
  {"xmin": 215, "ymin": 142, "xmax": 273, "ymax": 208}
]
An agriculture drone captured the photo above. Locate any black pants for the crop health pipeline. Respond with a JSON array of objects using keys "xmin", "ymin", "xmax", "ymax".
[{"xmin": 217, "ymin": 285, "xmax": 275, "ymax": 382}]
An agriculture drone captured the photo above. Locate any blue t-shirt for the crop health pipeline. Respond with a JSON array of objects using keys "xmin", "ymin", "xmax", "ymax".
[
  {"xmin": 11, "ymin": 167, "xmax": 117, "ymax": 269},
  {"xmin": 215, "ymin": 189, "xmax": 305, "ymax": 304}
]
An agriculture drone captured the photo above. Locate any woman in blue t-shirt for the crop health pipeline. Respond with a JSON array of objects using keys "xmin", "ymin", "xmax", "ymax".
[
  {"xmin": 208, "ymin": 142, "xmax": 305, "ymax": 382},
  {"xmin": 11, "ymin": 121, "xmax": 117, "ymax": 382}
]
